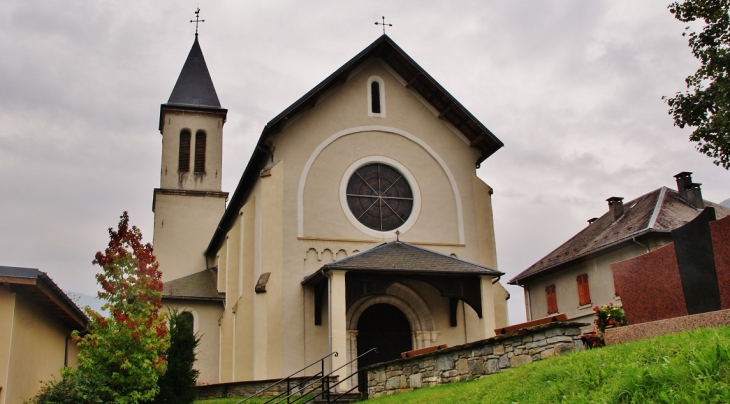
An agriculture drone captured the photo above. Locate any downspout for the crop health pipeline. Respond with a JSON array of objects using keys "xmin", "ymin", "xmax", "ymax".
[
  {"xmin": 632, "ymin": 237, "xmax": 650, "ymax": 253},
  {"xmin": 66, "ymin": 323, "xmax": 91, "ymax": 367},
  {"xmin": 257, "ymin": 144, "xmax": 275, "ymax": 163},
  {"xmin": 322, "ymin": 268, "xmax": 333, "ymax": 373}
]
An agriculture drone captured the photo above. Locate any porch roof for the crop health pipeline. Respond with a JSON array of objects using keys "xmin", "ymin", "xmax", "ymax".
[{"xmin": 302, "ymin": 241, "xmax": 502, "ymax": 286}]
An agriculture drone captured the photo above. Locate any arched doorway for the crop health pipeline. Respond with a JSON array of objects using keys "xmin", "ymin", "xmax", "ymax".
[{"xmin": 356, "ymin": 303, "xmax": 412, "ymax": 391}]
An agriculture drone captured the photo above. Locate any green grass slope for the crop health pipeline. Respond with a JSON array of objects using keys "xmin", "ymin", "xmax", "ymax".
[{"xmin": 365, "ymin": 326, "xmax": 730, "ymax": 404}]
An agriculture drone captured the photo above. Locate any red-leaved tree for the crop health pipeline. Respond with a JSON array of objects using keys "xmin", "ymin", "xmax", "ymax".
[{"xmin": 70, "ymin": 212, "xmax": 169, "ymax": 403}]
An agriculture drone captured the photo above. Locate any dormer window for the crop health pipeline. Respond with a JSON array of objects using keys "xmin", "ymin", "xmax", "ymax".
[
  {"xmin": 178, "ymin": 129, "xmax": 191, "ymax": 172},
  {"xmin": 367, "ymin": 76, "xmax": 386, "ymax": 117},
  {"xmin": 194, "ymin": 130, "xmax": 206, "ymax": 173}
]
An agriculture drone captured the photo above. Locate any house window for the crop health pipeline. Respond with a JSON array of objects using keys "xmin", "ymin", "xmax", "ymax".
[
  {"xmin": 178, "ymin": 129, "xmax": 191, "ymax": 172},
  {"xmin": 371, "ymin": 81, "xmax": 381, "ymax": 113},
  {"xmin": 577, "ymin": 274, "xmax": 591, "ymax": 306},
  {"xmin": 180, "ymin": 311, "xmax": 194, "ymax": 330},
  {"xmin": 194, "ymin": 130, "xmax": 206, "ymax": 173},
  {"xmin": 546, "ymin": 284, "xmax": 558, "ymax": 314},
  {"xmin": 367, "ymin": 76, "xmax": 385, "ymax": 117}
]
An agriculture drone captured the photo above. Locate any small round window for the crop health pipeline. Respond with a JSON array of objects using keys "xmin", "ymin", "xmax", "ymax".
[{"xmin": 345, "ymin": 163, "xmax": 414, "ymax": 232}]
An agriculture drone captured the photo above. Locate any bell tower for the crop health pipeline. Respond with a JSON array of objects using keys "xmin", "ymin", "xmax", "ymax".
[{"xmin": 153, "ymin": 34, "xmax": 228, "ymax": 282}]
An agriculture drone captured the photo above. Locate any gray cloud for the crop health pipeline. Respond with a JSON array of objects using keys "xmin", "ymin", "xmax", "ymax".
[{"xmin": 1, "ymin": 1, "xmax": 728, "ymax": 325}]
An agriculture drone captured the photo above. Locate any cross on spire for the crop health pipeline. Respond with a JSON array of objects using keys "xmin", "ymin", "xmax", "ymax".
[
  {"xmin": 374, "ymin": 16, "xmax": 392, "ymax": 34},
  {"xmin": 395, "ymin": 229, "xmax": 400, "ymax": 242},
  {"xmin": 191, "ymin": 8, "xmax": 205, "ymax": 36}
]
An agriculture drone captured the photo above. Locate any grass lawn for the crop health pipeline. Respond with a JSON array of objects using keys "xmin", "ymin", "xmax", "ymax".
[
  {"xmin": 366, "ymin": 326, "xmax": 730, "ymax": 403},
  {"xmin": 196, "ymin": 325, "xmax": 730, "ymax": 404}
]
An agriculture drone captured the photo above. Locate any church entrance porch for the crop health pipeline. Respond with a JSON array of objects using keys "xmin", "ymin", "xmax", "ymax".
[
  {"xmin": 356, "ymin": 303, "xmax": 412, "ymax": 391},
  {"xmin": 301, "ymin": 241, "xmax": 503, "ymax": 392}
]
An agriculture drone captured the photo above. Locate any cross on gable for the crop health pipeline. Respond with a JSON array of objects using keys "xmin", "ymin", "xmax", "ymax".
[
  {"xmin": 374, "ymin": 16, "xmax": 392, "ymax": 34},
  {"xmin": 191, "ymin": 8, "xmax": 205, "ymax": 36}
]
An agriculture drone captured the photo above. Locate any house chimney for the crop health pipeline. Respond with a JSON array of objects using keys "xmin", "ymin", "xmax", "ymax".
[
  {"xmin": 607, "ymin": 197, "xmax": 624, "ymax": 222},
  {"xmin": 674, "ymin": 171, "xmax": 693, "ymax": 201},
  {"xmin": 685, "ymin": 183, "xmax": 705, "ymax": 209},
  {"xmin": 674, "ymin": 171, "xmax": 704, "ymax": 209}
]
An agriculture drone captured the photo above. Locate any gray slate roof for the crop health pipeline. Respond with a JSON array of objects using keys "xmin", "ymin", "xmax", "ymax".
[
  {"xmin": 162, "ymin": 268, "xmax": 223, "ymax": 301},
  {"xmin": 303, "ymin": 241, "xmax": 502, "ymax": 284},
  {"xmin": 166, "ymin": 36, "xmax": 221, "ymax": 108},
  {"xmin": 509, "ymin": 187, "xmax": 730, "ymax": 285}
]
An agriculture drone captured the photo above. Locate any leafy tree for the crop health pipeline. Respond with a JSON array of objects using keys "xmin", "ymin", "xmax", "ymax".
[
  {"xmin": 71, "ymin": 211, "xmax": 169, "ymax": 403},
  {"xmin": 154, "ymin": 310, "xmax": 201, "ymax": 404},
  {"xmin": 26, "ymin": 212, "xmax": 169, "ymax": 404},
  {"xmin": 665, "ymin": 0, "xmax": 730, "ymax": 169}
]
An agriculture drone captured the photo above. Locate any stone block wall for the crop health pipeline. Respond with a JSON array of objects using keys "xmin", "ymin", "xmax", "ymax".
[
  {"xmin": 196, "ymin": 376, "xmax": 337, "ymax": 400},
  {"xmin": 366, "ymin": 322, "xmax": 585, "ymax": 398}
]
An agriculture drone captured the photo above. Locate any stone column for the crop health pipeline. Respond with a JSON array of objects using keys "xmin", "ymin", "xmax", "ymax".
[
  {"xmin": 479, "ymin": 276, "xmax": 497, "ymax": 339},
  {"xmin": 346, "ymin": 330, "xmax": 359, "ymax": 385},
  {"xmin": 329, "ymin": 270, "xmax": 348, "ymax": 389}
]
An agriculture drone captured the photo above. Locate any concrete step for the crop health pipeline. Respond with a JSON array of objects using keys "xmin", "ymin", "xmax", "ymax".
[{"xmin": 312, "ymin": 392, "xmax": 365, "ymax": 403}]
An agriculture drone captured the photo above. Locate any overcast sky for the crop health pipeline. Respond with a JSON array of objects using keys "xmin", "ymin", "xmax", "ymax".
[{"xmin": 1, "ymin": 1, "xmax": 728, "ymax": 324}]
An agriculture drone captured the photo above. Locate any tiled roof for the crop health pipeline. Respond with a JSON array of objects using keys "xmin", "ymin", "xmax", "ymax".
[
  {"xmin": 302, "ymin": 241, "xmax": 502, "ymax": 285},
  {"xmin": 166, "ymin": 36, "xmax": 221, "ymax": 108},
  {"xmin": 509, "ymin": 187, "xmax": 730, "ymax": 285},
  {"xmin": 162, "ymin": 268, "xmax": 223, "ymax": 301}
]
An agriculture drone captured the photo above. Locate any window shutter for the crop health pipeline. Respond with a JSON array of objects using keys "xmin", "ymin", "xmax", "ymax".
[
  {"xmin": 178, "ymin": 130, "xmax": 191, "ymax": 172},
  {"xmin": 577, "ymin": 274, "xmax": 591, "ymax": 306},
  {"xmin": 546, "ymin": 284, "xmax": 558, "ymax": 314},
  {"xmin": 194, "ymin": 131, "xmax": 206, "ymax": 173}
]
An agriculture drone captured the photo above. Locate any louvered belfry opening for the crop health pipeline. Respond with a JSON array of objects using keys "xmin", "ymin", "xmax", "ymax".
[
  {"xmin": 371, "ymin": 81, "xmax": 381, "ymax": 113},
  {"xmin": 178, "ymin": 129, "xmax": 191, "ymax": 172},
  {"xmin": 194, "ymin": 130, "xmax": 206, "ymax": 173}
]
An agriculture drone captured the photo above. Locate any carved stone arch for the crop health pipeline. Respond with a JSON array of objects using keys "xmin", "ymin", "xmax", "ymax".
[
  {"xmin": 346, "ymin": 283, "xmax": 434, "ymax": 332},
  {"xmin": 344, "ymin": 283, "xmax": 438, "ymax": 382},
  {"xmin": 304, "ymin": 248, "xmax": 318, "ymax": 261},
  {"xmin": 321, "ymin": 249, "xmax": 334, "ymax": 263}
]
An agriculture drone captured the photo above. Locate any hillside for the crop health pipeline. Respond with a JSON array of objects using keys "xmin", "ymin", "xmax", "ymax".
[{"xmin": 364, "ymin": 326, "xmax": 730, "ymax": 403}]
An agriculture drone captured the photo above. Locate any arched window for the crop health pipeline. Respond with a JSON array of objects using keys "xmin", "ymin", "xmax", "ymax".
[
  {"xmin": 178, "ymin": 130, "xmax": 191, "ymax": 172},
  {"xmin": 194, "ymin": 131, "xmax": 206, "ymax": 173},
  {"xmin": 367, "ymin": 76, "xmax": 385, "ymax": 117},
  {"xmin": 180, "ymin": 311, "xmax": 194, "ymax": 330},
  {"xmin": 371, "ymin": 81, "xmax": 381, "ymax": 113}
]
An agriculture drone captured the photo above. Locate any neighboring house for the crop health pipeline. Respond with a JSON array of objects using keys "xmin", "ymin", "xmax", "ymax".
[
  {"xmin": 508, "ymin": 172, "xmax": 730, "ymax": 330},
  {"xmin": 156, "ymin": 33, "xmax": 510, "ymax": 387},
  {"xmin": 0, "ymin": 266, "xmax": 88, "ymax": 404}
]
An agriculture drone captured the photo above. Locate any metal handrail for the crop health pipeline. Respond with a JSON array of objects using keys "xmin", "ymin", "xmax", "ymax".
[
  {"xmin": 287, "ymin": 347, "xmax": 378, "ymax": 404},
  {"xmin": 236, "ymin": 352, "xmax": 338, "ymax": 404}
]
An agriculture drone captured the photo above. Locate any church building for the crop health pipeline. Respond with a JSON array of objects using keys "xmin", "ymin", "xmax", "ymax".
[{"xmin": 155, "ymin": 32, "xmax": 510, "ymax": 387}]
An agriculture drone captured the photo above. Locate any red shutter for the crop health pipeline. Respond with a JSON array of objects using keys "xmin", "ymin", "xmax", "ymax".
[
  {"xmin": 546, "ymin": 284, "xmax": 558, "ymax": 314},
  {"xmin": 577, "ymin": 274, "xmax": 591, "ymax": 306}
]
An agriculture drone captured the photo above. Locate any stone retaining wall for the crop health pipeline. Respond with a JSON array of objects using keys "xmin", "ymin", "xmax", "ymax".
[
  {"xmin": 196, "ymin": 376, "xmax": 338, "ymax": 400},
  {"xmin": 366, "ymin": 322, "xmax": 586, "ymax": 398}
]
